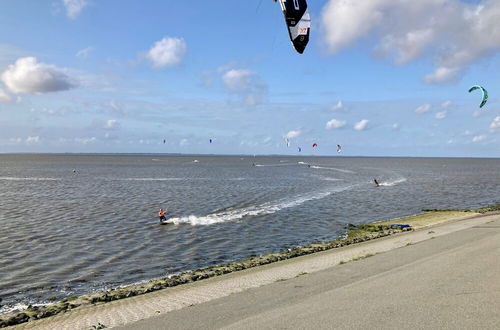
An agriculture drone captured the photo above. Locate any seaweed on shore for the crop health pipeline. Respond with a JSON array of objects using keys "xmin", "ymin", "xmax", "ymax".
[
  {"xmin": 421, "ymin": 204, "xmax": 500, "ymax": 214},
  {"xmin": 474, "ymin": 204, "xmax": 500, "ymax": 214},
  {"xmin": 421, "ymin": 208, "xmax": 472, "ymax": 212}
]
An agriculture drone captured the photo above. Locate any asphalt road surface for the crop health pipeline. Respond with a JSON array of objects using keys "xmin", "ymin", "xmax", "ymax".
[{"xmin": 119, "ymin": 217, "xmax": 500, "ymax": 330}]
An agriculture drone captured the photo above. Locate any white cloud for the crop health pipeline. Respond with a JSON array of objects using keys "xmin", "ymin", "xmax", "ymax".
[
  {"xmin": 222, "ymin": 69, "xmax": 254, "ymax": 92},
  {"xmin": 392, "ymin": 123, "xmax": 400, "ymax": 130},
  {"xmin": 26, "ymin": 136, "xmax": 40, "ymax": 145},
  {"xmin": 104, "ymin": 119, "xmax": 120, "ymax": 129},
  {"xmin": 441, "ymin": 100, "xmax": 452, "ymax": 108},
  {"xmin": 240, "ymin": 140, "xmax": 258, "ymax": 147},
  {"xmin": 76, "ymin": 47, "xmax": 93, "ymax": 58},
  {"xmin": 285, "ymin": 130, "xmax": 301, "ymax": 139},
  {"xmin": 325, "ymin": 118, "xmax": 346, "ymax": 130},
  {"xmin": 75, "ymin": 137, "xmax": 97, "ymax": 144},
  {"xmin": 321, "ymin": 0, "xmax": 500, "ymax": 84},
  {"xmin": 472, "ymin": 135, "xmax": 486, "ymax": 143},
  {"xmin": 146, "ymin": 37, "xmax": 187, "ymax": 69},
  {"xmin": 463, "ymin": 130, "xmax": 473, "ymax": 136},
  {"xmin": 435, "ymin": 111, "xmax": 447, "ymax": 120},
  {"xmin": 1, "ymin": 57, "xmax": 76, "ymax": 94},
  {"xmin": 0, "ymin": 88, "xmax": 12, "ymax": 102},
  {"xmin": 31, "ymin": 107, "xmax": 56, "ymax": 116},
  {"xmin": 354, "ymin": 119, "xmax": 369, "ymax": 131},
  {"xmin": 221, "ymin": 69, "xmax": 267, "ymax": 105},
  {"xmin": 331, "ymin": 101, "xmax": 343, "ymax": 111},
  {"xmin": 63, "ymin": 0, "xmax": 88, "ymax": 19},
  {"xmin": 424, "ymin": 67, "xmax": 461, "ymax": 84},
  {"xmin": 490, "ymin": 116, "xmax": 500, "ymax": 131},
  {"xmin": 415, "ymin": 104, "xmax": 431, "ymax": 114}
]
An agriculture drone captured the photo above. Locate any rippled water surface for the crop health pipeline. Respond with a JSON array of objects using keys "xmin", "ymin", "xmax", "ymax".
[{"xmin": 1, "ymin": 154, "xmax": 499, "ymax": 311}]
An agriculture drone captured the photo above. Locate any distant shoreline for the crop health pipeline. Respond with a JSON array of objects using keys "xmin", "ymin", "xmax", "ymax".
[
  {"xmin": 2, "ymin": 205, "xmax": 497, "ymax": 327},
  {"xmin": 0, "ymin": 153, "xmax": 499, "ymax": 159}
]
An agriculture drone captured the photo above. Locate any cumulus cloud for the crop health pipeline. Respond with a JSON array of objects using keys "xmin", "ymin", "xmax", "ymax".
[
  {"xmin": 1, "ymin": 57, "xmax": 76, "ymax": 94},
  {"xmin": 76, "ymin": 46, "xmax": 93, "ymax": 58},
  {"xmin": 490, "ymin": 116, "xmax": 500, "ymax": 131},
  {"xmin": 63, "ymin": 0, "xmax": 88, "ymax": 19},
  {"xmin": 104, "ymin": 119, "xmax": 120, "ymax": 129},
  {"xmin": 0, "ymin": 88, "xmax": 12, "ymax": 102},
  {"xmin": 354, "ymin": 119, "xmax": 369, "ymax": 131},
  {"xmin": 285, "ymin": 130, "xmax": 301, "ymax": 139},
  {"xmin": 325, "ymin": 118, "xmax": 346, "ymax": 130},
  {"xmin": 26, "ymin": 136, "xmax": 40, "ymax": 145},
  {"xmin": 221, "ymin": 69, "xmax": 267, "ymax": 105},
  {"xmin": 441, "ymin": 100, "xmax": 452, "ymax": 108},
  {"xmin": 321, "ymin": 0, "xmax": 500, "ymax": 84},
  {"xmin": 435, "ymin": 111, "xmax": 447, "ymax": 120},
  {"xmin": 472, "ymin": 135, "xmax": 486, "ymax": 142},
  {"xmin": 415, "ymin": 103, "xmax": 431, "ymax": 114},
  {"xmin": 331, "ymin": 101, "xmax": 343, "ymax": 111},
  {"xmin": 222, "ymin": 69, "xmax": 254, "ymax": 92},
  {"xmin": 146, "ymin": 37, "xmax": 187, "ymax": 69},
  {"xmin": 75, "ymin": 137, "xmax": 97, "ymax": 144}
]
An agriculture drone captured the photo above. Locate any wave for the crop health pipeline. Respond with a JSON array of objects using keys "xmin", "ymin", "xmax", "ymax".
[
  {"xmin": 120, "ymin": 178, "xmax": 185, "ymax": 181},
  {"xmin": 0, "ymin": 177, "xmax": 59, "ymax": 181},
  {"xmin": 378, "ymin": 178, "xmax": 407, "ymax": 187},
  {"xmin": 309, "ymin": 166, "xmax": 355, "ymax": 174},
  {"xmin": 226, "ymin": 177, "xmax": 246, "ymax": 181},
  {"xmin": 165, "ymin": 184, "xmax": 356, "ymax": 226},
  {"xmin": 0, "ymin": 302, "xmax": 47, "ymax": 314},
  {"xmin": 322, "ymin": 177, "xmax": 343, "ymax": 182},
  {"xmin": 254, "ymin": 163, "xmax": 296, "ymax": 167}
]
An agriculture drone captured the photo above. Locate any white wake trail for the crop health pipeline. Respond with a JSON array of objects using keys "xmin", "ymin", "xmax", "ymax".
[{"xmin": 166, "ymin": 185, "xmax": 356, "ymax": 226}]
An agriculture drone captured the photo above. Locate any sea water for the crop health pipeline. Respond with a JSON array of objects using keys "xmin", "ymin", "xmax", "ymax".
[{"xmin": 1, "ymin": 154, "xmax": 499, "ymax": 312}]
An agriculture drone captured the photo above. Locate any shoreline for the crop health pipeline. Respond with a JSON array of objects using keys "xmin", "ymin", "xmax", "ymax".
[{"xmin": 1, "ymin": 205, "xmax": 497, "ymax": 328}]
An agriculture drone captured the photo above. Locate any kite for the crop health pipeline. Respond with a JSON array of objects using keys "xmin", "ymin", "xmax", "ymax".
[
  {"xmin": 312, "ymin": 143, "xmax": 318, "ymax": 147},
  {"xmin": 337, "ymin": 144, "xmax": 342, "ymax": 153},
  {"xmin": 274, "ymin": 0, "xmax": 310, "ymax": 54},
  {"xmin": 468, "ymin": 85, "xmax": 488, "ymax": 108}
]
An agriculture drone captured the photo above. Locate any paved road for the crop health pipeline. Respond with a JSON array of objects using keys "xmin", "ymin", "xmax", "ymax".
[{"xmin": 120, "ymin": 218, "xmax": 500, "ymax": 330}]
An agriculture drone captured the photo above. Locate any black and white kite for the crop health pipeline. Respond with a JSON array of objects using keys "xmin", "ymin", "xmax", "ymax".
[{"xmin": 274, "ymin": 0, "xmax": 310, "ymax": 54}]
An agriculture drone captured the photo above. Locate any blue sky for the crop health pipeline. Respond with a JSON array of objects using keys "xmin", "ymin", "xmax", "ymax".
[{"xmin": 1, "ymin": 0, "xmax": 500, "ymax": 156}]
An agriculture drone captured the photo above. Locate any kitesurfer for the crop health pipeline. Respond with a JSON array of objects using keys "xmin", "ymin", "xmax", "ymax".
[
  {"xmin": 373, "ymin": 179, "xmax": 380, "ymax": 187},
  {"xmin": 158, "ymin": 208, "xmax": 166, "ymax": 223}
]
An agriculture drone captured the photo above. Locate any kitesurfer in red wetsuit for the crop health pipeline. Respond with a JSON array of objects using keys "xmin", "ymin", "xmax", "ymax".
[{"xmin": 158, "ymin": 209, "xmax": 166, "ymax": 223}]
